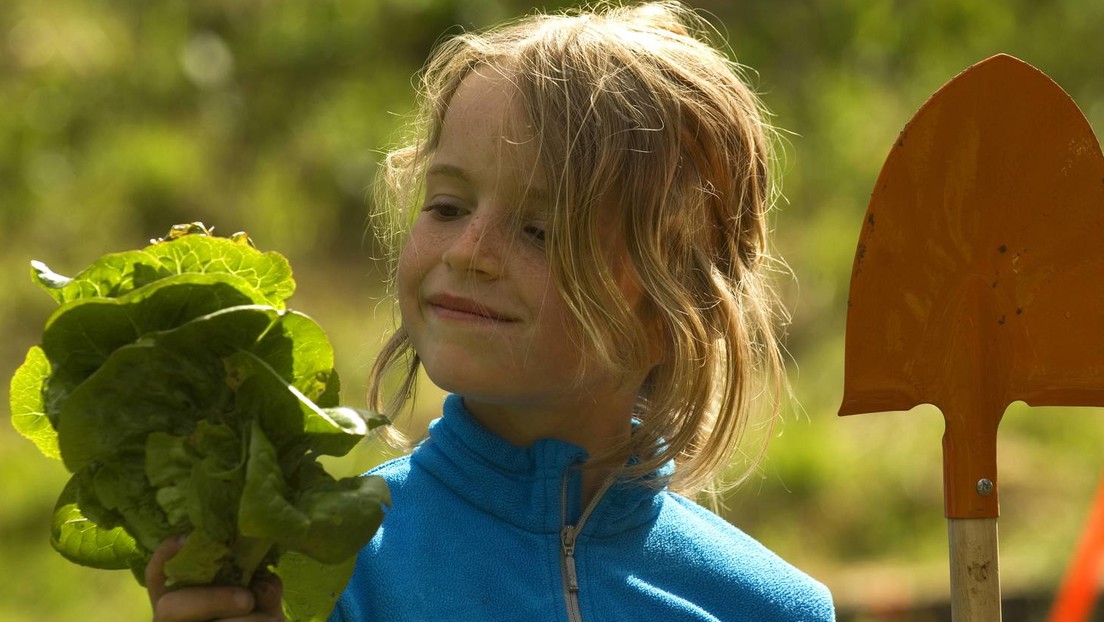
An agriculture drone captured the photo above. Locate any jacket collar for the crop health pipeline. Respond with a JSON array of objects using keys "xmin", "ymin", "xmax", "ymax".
[{"xmin": 411, "ymin": 394, "xmax": 669, "ymax": 536}]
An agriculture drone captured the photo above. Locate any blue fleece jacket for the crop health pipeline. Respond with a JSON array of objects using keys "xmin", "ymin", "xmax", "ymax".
[{"xmin": 331, "ymin": 395, "xmax": 835, "ymax": 621}]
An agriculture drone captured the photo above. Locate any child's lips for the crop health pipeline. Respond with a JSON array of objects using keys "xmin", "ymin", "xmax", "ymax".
[{"xmin": 425, "ymin": 293, "xmax": 516, "ymax": 322}]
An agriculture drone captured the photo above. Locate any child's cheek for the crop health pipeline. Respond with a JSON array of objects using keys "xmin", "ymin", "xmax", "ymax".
[{"xmin": 395, "ymin": 240, "xmax": 425, "ymax": 323}]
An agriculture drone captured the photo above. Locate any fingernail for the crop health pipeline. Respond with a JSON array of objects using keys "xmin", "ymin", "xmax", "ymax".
[{"xmin": 234, "ymin": 590, "xmax": 253, "ymax": 610}]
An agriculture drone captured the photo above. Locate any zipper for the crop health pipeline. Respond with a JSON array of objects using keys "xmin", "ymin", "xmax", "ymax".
[{"xmin": 560, "ymin": 465, "xmax": 616, "ymax": 622}]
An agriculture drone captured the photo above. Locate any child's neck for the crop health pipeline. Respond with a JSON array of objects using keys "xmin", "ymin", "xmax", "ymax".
[
  {"xmin": 579, "ymin": 465, "xmax": 618, "ymax": 508},
  {"xmin": 460, "ymin": 393, "xmax": 635, "ymax": 504}
]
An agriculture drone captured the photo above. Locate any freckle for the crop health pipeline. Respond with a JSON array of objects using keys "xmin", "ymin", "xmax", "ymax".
[
  {"xmin": 991, "ymin": 281, "xmax": 998, "ymax": 288},
  {"xmin": 1016, "ymin": 307, "xmax": 1023, "ymax": 315},
  {"xmin": 998, "ymin": 315, "xmax": 1006, "ymax": 325},
  {"xmin": 867, "ymin": 213, "xmax": 876, "ymax": 228},
  {"xmin": 998, "ymin": 245, "xmax": 1007, "ymax": 253}
]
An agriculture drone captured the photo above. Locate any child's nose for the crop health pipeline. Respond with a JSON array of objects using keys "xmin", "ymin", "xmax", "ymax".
[{"xmin": 441, "ymin": 215, "xmax": 504, "ymax": 277}]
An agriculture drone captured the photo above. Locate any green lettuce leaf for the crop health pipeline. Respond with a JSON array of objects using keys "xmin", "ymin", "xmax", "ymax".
[
  {"xmin": 51, "ymin": 476, "xmax": 141, "ymax": 570},
  {"xmin": 285, "ymin": 462, "xmax": 389, "ymax": 564},
  {"xmin": 276, "ymin": 550, "xmax": 357, "ymax": 622},
  {"xmin": 224, "ymin": 350, "xmax": 364, "ymax": 458},
  {"xmin": 56, "ymin": 342, "xmax": 223, "ymax": 473},
  {"xmin": 275, "ymin": 551, "xmax": 358, "ymax": 622},
  {"xmin": 239, "ymin": 421, "xmax": 311, "ymax": 541},
  {"xmin": 249, "ymin": 310, "xmax": 340, "ymax": 405},
  {"xmin": 162, "ymin": 528, "xmax": 230, "ymax": 587},
  {"xmin": 143, "ymin": 235, "xmax": 294, "ymax": 307},
  {"xmin": 32, "ymin": 235, "xmax": 294, "ymax": 307},
  {"xmin": 10, "ymin": 346, "xmax": 58, "ymax": 459},
  {"xmin": 39, "ymin": 276, "xmax": 265, "ymax": 424},
  {"xmin": 89, "ymin": 456, "xmax": 172, "ymax": 553}
]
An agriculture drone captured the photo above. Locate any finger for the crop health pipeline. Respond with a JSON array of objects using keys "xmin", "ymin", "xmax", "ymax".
[
  {"xmin": 147, "ymin": 534, "xmax": 187, "ymax": 608},
  {"xmin": 250, "ymin": 572, "xmax": 285, "ymax": 619},
  {"xmin": 153, "ymin": 585, "xmax": 256, "ymax": 622}
]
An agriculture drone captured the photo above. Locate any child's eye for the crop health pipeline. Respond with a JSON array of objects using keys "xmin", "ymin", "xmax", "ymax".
[
  {"xmin": 423, "ymin": 202, "xmax": 463, "ymax": 219},
  {"xmin": 523, "ymin": 224, "xmax": 546, "ymax": 244}
]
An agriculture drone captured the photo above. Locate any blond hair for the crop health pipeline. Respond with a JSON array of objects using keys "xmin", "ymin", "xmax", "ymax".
[{"xmin": 369, "ymin": 1, "xmax": 789, "ymax": 496}]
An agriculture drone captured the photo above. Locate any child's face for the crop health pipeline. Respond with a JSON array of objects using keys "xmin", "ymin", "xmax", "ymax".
[{"xmin": 397, "ymin": 68, "xmax": 645, "ymax": 426}]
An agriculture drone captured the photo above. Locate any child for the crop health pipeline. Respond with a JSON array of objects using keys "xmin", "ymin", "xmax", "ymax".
[{"xmin": 147, "ymin": 2, "xmax": 835, "ymax": 620}]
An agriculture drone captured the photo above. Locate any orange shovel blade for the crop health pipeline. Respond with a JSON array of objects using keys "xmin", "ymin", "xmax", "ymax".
[{"xmin": 839, "ymin": 54, "xmax": 1104, "ymax": 518}]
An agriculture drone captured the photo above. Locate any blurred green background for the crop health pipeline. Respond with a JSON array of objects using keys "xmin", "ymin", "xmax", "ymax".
[{"xmin": 3, "ymin": 0, "xmax": 1104, "ymax": 620}]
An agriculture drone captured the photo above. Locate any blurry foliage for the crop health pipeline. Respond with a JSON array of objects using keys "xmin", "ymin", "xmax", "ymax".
[{"xmin": 2, "ymin": 0, "xmax": 1104, "ymax": 620}]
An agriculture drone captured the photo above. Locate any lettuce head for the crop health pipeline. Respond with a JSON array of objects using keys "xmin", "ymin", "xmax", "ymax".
[{"xmin": 9, "ymin": 223, "xmax": 389, "ymax": 621}]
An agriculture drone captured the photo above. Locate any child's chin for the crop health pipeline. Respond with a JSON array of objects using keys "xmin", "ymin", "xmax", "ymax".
[{"xmin": 423, "ymin": 368, "xmax": 493, "ymax": 396}]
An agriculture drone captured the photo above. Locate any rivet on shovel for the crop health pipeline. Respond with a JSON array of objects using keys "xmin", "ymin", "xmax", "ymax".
[
  {"xmin": 977, "ymin": 479, "xmax": 994, "ymax": 497},
  {"xmin": 840, "ymin": 53, "xmax": 1104, "ymax": 622}
]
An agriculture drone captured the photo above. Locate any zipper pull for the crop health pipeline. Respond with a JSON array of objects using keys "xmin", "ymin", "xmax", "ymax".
[{"xmin": 561, "ymin": 525, "xmax": 579, "ymax": 592}]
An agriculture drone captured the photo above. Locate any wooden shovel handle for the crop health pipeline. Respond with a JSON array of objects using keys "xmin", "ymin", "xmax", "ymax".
[{"xmin": 949, "ymin": 518, "xmax": 1002, "ymax": 621}]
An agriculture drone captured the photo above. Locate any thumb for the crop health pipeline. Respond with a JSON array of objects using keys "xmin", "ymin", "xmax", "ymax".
[
  {"xmin": 251, "ymin": 571, "xmax": 285, "ymax": 619},
  {"xmin": 146, "ymin": 534, "xmax": 187, "ymax": 608}
]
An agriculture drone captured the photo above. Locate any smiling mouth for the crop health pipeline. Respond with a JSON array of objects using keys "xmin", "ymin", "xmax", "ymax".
[{"xmin": 425, "ymin": 293, "xmax": 515, "ymax": 322}]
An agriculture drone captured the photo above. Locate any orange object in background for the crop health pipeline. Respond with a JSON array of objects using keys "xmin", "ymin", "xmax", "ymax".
[
  {"xmin": 840, "ymin": 54, "xmax": 1104, "ymax": 620},
  {"xmin": 1049, "ymin": 472, "xmax": 1104, "ymax": 622}
]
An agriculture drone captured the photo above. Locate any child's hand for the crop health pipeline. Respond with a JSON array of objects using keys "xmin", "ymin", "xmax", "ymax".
[{"xmin": 146, "ymin": 536, "xmax": 284, "ymax": 622}]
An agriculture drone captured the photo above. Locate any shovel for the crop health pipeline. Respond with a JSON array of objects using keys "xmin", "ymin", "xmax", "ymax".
[{"xmin": 838, "ymin": 53, "xmax": 1104, "ymax": 620}]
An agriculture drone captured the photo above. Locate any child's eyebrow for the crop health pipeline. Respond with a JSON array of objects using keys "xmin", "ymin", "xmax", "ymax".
[
  {"xmin": 426, "ymin": 163, "xmax": 472, "ymax": 184},
  {"xmin": 519, "ymin": 185, "xmax": 550, "ymax": 208}
]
